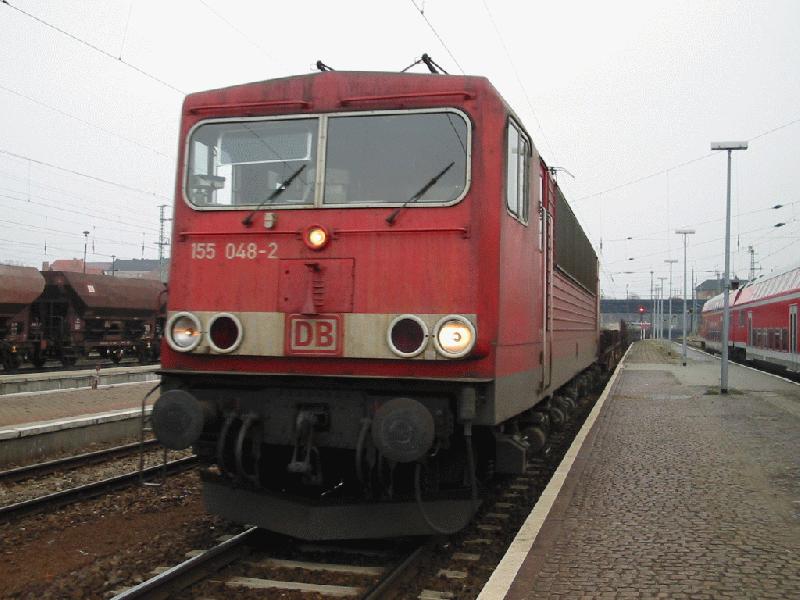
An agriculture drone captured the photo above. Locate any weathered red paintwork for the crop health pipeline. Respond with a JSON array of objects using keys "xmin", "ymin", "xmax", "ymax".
[{"xmin": 163, "ymin": 72, "xmax": 598, "ymax": 410}]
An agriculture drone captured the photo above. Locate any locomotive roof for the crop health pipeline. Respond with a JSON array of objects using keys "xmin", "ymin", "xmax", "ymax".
[
  {"xmin": 186, "ymin": 70, "xmax": 493, "ymax": 100},
  {"xmin": 180, "ymin": 70, "xmax": 524, "ymax": 129}
]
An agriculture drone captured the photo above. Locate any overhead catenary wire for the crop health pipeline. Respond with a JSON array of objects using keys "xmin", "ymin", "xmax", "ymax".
[
  {"xmin": 479, "ymin": 0, "xmax": 558, "ymax": 164},
  {"xmin": 0, "ymin": 218, "xmax": 156, "ymax": 249},
  {"xmin": 0, "ymin": 82, "xmax": 173, "ymax": 160},
  {"xmin": 0, "ymin": 0, "xmax": 184, "ymax": 94},
  {"xmin": 603, "ymin": 199, "xmax": 800, "ymax": 243},
  {"xmin": 0, "ymin": 148, "xmax": 171, "ymax": 202},
  {"xmin": 0, "ymin": 236, "xmax": 119, "ymax": 260},
  {"xmin": 0, "ymin": 166, "xmax": 164, "ymax": 227},
  {"xmin": 573, "ymin": 114, "xmax": 800, "ymax": 204},
  {"xmin": 0, "ymin": 192, "xmax": 160, "ymax": 235},
  {"xmin": 409, "ymin": 0, "xmax": 465, "ymax": 74},
  {"xmin": 196, "ymin": 0, "xmax": 285, "ymax": 68},
  {"xmin": 604, "ymin": 221, "xmax": 789, "ymax": 267}
]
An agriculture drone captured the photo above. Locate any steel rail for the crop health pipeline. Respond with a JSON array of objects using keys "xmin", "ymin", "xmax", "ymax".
[
  {"xmin": 0, "ymin": 439, "xmax": 159, "ymax": 484},
  {"xmin": 362, "ymin": 541, "xmax": 430, "ymax": 600},
  {"xmin": 110, "ymin": 527, "xmax": 258, "ymax": 600},
  {"xmin": 0, "ymin": 455, "xmax": 197, "ymax": 522}
]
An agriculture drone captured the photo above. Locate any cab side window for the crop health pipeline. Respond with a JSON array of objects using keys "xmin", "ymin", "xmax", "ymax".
[{"xmin": 506, "ymin": 120, "xmax": 530, "ymax": 224}]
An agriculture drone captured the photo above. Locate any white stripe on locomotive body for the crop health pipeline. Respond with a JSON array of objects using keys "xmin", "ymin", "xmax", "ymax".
[{"xmin": 168, "ymin": 311, "xmax": 477, "ymax": 360}]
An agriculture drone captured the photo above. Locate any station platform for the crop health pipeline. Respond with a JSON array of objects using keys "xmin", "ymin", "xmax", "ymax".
[
  {"xmin": 0, "ymin": 380, "xmax": 156, "ymax": 429},
  {"xmin": 481, "ymin": 340, "xmax": 800, "ymax": 599},
  {"xmin": 0, "ymin": 381, "xmax": 157, "ymax": 465}
]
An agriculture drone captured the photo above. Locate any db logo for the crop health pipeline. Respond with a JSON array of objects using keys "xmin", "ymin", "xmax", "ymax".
[{"xmin": 285, "ymin": 315, "xmax": 342, "ymax": 356}]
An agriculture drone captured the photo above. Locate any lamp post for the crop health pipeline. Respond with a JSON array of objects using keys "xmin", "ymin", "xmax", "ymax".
[
  {"xmin": 650, "ymin": 270, "xmax": 654, "ymax": 338},
  {"xmin": 657, "ymin": 277, "xmax": 667, "ymax": 339},
  {"xmin": 665, "ymin": 259, "xmax": 678, "ymax": 341},
  {"xmin": 711, "ymin": 141, "xmax": 748, "ymax": 393},
  {"xmin": 676, "ymin": 229, "xmax": 696, "ymax": 365},
  {"xmin": 82, "ymin": 230, "xmax": 90, "ymax": 273}
]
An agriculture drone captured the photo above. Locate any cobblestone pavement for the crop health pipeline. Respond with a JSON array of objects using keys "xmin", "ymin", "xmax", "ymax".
[
  {"xmin": 507, "ymin": 340, "xmax": 800, "ymax": 600},
  {"xmin": 0, "ymin": 382, "xmax": 156, "ymax": 427}
]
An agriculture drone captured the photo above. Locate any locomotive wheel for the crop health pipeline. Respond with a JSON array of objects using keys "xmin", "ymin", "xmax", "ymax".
[
  {"xmin": 548, "ymin": 405, "xmax": 566, "ymax": 430},
  {"xmin": 2, "ymin": 354, "xmax": 21, "ymax": 373},
  {"xmin": 555, "ymin": 396, "xmax": 576, "ymax": 418}
]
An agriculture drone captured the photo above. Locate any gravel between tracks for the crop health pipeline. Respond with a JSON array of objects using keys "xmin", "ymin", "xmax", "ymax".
[
  {"xmin": 0, "ymin": 471, "xmax": 243, "ymax": 599},
  {"xmin": 0, "ymin": 447, "xmax": 191, "ymax": 508}
]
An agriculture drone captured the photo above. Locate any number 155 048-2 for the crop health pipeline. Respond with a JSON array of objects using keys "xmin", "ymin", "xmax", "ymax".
[{"xmin": 191, "ymin": 242, "xmax": 278, "ymax": 260}]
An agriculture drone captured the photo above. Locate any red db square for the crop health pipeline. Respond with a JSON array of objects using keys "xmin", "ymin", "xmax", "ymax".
[{"xmin": 285, "ymin": 314, "xmax": 342, "ymax": 356}]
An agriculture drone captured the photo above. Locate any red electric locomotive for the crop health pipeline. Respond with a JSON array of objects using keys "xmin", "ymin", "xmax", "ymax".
[
  {"xmin": 700, "ymin": 263, "xmax": 800, "ymax": 374},
  {"xmin": 152, "ymin": 71, "xmax": 600, "ymax": 539}
]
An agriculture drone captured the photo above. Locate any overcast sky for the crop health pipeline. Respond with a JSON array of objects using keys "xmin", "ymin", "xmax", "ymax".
[{"xmin": 0, "ymin": 0, "xmax": 798, "ymax": 298}]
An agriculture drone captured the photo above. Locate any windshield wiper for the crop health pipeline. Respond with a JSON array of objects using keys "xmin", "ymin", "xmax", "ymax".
[
  {"xmin": 242, "ymin": 164, "xmax": 307, "ymax": 227},
  {"xmin": 386, "ymin": 161, "xmax": 455, "ymax": 225}
]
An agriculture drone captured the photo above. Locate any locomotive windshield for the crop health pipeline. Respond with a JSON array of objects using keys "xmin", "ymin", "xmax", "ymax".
[{"xmin": 185, "ymin": 110, "xmax": 469, "ymax": 208}]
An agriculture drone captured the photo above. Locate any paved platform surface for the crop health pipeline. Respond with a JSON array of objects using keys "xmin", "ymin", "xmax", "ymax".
[
  {"xmin": 505, "ymin": 340, "xmax": 800, "ymax": 599},
  {"xmin": 0, "ymin": 381, "xmax": 156, "ymax": 428}
]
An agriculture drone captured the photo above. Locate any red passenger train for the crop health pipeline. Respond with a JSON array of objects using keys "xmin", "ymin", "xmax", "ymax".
[
  {"xmin": 700, "ymin": 264, "xmax": 800, "ymax": 374},
  {"xmin": 152, "ymin": 71, "xmax": 601, "ymax": 539}
]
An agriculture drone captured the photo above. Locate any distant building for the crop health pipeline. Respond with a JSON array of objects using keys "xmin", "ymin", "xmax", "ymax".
[
  {"xmin": 695, "ymin": 277, "xmax": 747, "ymax": 300},
  {"xmin": 107, "ymin": 258, "xmax": 167, "ymax": 280},
  {"xmin": 600, "ymin": 297, "xmax": 703, "ymax": 338},
  {"xmin": 695, "ymin": 278, "xmax": 722, "ymax": 300}
]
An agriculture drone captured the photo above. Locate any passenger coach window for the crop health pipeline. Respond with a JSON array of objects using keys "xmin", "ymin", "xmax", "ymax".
[
  {"xmin": 506, "ymin": 120, "xmax": 530, "ymax": 223},
  {"xmin": 186, "ymin": 118, "xmax": 318, "ymax": 207}
]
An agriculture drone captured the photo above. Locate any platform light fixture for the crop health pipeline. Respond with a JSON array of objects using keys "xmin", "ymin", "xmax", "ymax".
[
  {"xmin": 675, "ymin": 229, "xmax": 696, "ymax": 365},
  {"xmin": 82, "ymin": 230, "xmax": 90, "ymax": 273},
  {"xmin": 664, "ymin": 259, "xmax": 678, "ymax": 342},
  {"xmin": 711, "ymin": 140, "xmax": 748, "ymax": 393},
  {"xmin": 657, "ymin": 277, "xmax": 667, "ymax": 339}
]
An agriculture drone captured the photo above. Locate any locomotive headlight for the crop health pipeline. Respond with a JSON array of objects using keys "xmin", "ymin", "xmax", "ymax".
[
  {"xmin": 387, "ymin": 315, "xmax": 428, "ymax": 357},
  {"xmin": 166, "ymin": 312, "xmax": 202, "ymax": 352},
  {"xmin": 434, "ymin": 316, "xmax": 476, "ymax": 358},
  {"xmin": 304, "ymin": 225, "xmax": 329, "ymax": 250},
  {"xmin": 207, "ymin": 313, "xmax": 242, "ymax": 353}
]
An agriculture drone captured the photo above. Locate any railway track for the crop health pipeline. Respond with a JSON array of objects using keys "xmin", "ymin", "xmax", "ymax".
[
  {"xmin": 0, "ymin": 454, "xmax": 197, "ymax": 522},
  {"xmin": 0, "ymin": 439, "xmax": 159, "ymax": 484},
  {"xmin": 103, "ymin": 381, "xmax": 606, "ymax": 600},
  {"xmin": 111, "ymin": 527, "xmax": 429, "ymax": 599}
]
